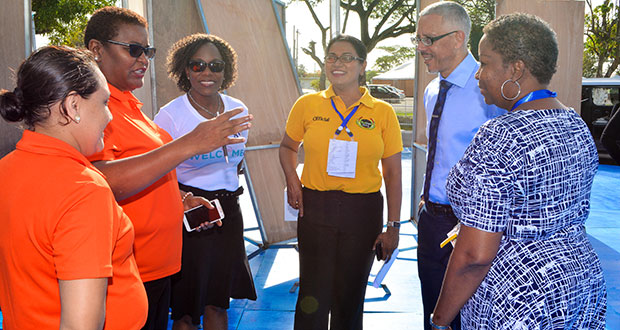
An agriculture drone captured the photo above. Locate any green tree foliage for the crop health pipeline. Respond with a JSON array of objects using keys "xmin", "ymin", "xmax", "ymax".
[
  {"xmin": 453, "ymin": 0, "xmax": 494, "ymax": 60},
  {"xmin": 311, "ymin": 79, "xmax": 321, "ymax": 90},
  {"xmin": 365, "ymin": 69, "xmax": 380, "ymax": 83},
  {"xmin": 584, "ymin": 0, "xmax": 620, "ymax": 77},
  {"xmin": 289, "ymin": 0, "xmax": 416, "ymax": 89},
  {"xmin": 32, "ymin": 0, "xmax": 116, "ymax": 47},
  {"xmin": 582, "ymin": 51, "xmax": 599, "ymax": 78},
  {"xmin": 373, "ymin": 45, "xmax": 414, "ymax": 71},
  {"xmin": 371, "ymin": 1, "xmax": 491, "ymax": 73},
  {"xmin": 297, "ymin": 63, "xmax": 309, "ymax": 77}
]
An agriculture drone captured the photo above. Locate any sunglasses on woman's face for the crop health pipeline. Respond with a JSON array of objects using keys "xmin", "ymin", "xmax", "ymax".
[
  {"xmin": 188, "ymin": 59, "xmax": 225, "ymax": 73},
  {"xmin": 106, "ymin": 40, "xmax": 156, "ymax": 59}
]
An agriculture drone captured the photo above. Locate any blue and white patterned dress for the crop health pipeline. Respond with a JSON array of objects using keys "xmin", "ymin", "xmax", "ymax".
[{"xmin": 447, "ymin": 108, "xmax": 607, "ymax": 329}]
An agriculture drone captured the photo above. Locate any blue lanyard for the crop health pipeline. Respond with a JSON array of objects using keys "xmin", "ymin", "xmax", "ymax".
[
  {"xmin": 331, "ymin": 99, "xmax": 359, "ymax": 138},
  {"xmin": 511, "ymin": 89, "xmax": 557, "ymax": 111}
]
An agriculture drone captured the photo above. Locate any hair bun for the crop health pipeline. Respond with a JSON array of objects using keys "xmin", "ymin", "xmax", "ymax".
[
  {"xmin": 0, "ymin": 88, "xmax": 25, "ymax": 122},
  {"xmin": 13, "ymin": 87, "xmax": 23, "ymax": 100}
]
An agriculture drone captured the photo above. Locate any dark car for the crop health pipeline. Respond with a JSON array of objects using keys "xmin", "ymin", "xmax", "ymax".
[
  {"xmin": 581, "ymin": 76, "xmax": 620, "ymax": 163},
  {"xmin": 367, "ymin": 84, "xmax": 405, "ymax": 104}
]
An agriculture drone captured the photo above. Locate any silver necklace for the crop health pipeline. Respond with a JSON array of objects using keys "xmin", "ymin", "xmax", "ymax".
[{"xmin": 188, "ymin": 90, "xmax": 222, "ymax": 117}]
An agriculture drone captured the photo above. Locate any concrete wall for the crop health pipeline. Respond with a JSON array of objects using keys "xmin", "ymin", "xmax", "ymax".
[{"xmin": 0, "ymin": 0, "xmax": 28, "ymax": 157}]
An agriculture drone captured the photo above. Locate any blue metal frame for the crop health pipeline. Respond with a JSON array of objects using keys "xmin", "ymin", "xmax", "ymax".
[
  {"xmin": 271, "ymin": 0, "xmax": 303, "ymax": 94},
  {"xmin": 194, "ymin": 0, "xmax": 210, "ymax": 34}
]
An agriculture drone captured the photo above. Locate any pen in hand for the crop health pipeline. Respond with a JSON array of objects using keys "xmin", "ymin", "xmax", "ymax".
[{"xmin": 222, "ymin": 146, "xmax": 229, "ymax": 163}]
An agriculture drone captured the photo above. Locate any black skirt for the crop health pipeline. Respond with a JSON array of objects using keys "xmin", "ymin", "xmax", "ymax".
[{"xmin": 170, "ymin": 183, "xmax": 257, "ymax": 324}]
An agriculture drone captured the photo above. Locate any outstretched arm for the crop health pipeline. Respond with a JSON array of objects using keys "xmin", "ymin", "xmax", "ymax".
[{"xmin": 95, "ymin": 109, "xmax": 251, "ymax": 200}]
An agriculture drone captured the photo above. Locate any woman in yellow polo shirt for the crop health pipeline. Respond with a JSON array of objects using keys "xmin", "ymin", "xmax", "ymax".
[{"xmin": 279, "ymin": 34, "xmax": 403, "ymax": 330}]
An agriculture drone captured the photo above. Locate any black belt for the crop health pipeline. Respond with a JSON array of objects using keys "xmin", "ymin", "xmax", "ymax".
[
  {"xmin": 179, "ymin": 183, "xmax": 244, "ymax": 201},
  {"xmin": 425, "ymin": 200, "xmax": 454, "ymax": 217}
]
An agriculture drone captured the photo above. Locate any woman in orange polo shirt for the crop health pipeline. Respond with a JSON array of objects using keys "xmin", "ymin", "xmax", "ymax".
[
  {"xmin": 0, "ymin": 46, "xmax": 147, "ymax": 329},
  {"xmin": 83, "ymin": 7, "xmax": 251, "ymax": 330}
]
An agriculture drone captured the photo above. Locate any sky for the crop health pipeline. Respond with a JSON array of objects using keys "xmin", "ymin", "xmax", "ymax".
[
  {"xmin": 283, "ymin": 0, "xmax": 613, "ymax": 73},
  {"xmin": 283, "ymin": 1, "xmax": 412, "ymax": 72},
  {"xmin": 34, "ymin": 0, "xmax": 610, "ymax": 72}
]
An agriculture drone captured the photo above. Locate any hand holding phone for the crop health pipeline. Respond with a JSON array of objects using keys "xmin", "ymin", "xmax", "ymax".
[
  {"xmin": 375, "ymin": 242, "xmax": 384, "ymax": 261},
  {"xmin": 183, "ymin": 199, "xmax": 225, "ymax": 232}
]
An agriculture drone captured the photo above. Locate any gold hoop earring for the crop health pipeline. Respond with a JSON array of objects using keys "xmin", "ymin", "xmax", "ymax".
[{"xmin": 501, "ymin": 79, "xmax": 521, "ymax": 101}]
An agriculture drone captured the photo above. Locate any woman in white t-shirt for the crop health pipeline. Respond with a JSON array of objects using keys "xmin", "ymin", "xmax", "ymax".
[{"xmin": 154, "ymin": 33, "xmax": 256, "ymax": 330}]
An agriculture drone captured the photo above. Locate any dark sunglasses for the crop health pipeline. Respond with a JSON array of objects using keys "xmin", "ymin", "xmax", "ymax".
[
  {"xmin": 187, "ymin": 59, "xmax": 226, "ymax": 73},
  {"xmin": 106, "ymin": 40, "xmax": 156, "ymax": 59}
]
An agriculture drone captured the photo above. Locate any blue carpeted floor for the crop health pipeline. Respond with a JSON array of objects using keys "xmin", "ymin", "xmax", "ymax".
[{"xmin": 1, "ymin": 159, "xmax": 618, "ymax": 330}]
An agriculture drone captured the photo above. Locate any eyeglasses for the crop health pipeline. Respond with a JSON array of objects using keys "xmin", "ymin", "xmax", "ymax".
[
  {"xmin": 187, "ymin": 59, "xmax": 225, "ymax": 73},
  {"xmin": 106, "ymin": 40, "xmax": 156, "ymax": 59},
  {"xmin": 411, "ymin": 30, "xmax": 458, "ymax": 47},
  {"xmin": 324, "ymin": 54, "xmax": 365, "ymax": 64}
]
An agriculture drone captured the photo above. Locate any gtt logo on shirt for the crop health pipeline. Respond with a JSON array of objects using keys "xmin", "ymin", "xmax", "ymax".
[{"xmin": 356, "ymin": 117, "xmax": 375, "ymax": 130}]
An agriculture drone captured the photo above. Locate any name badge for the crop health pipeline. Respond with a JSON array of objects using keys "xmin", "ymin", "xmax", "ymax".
[{"xmin": 327, "ymin": 138, "xmax": 357, "ymax": 178}]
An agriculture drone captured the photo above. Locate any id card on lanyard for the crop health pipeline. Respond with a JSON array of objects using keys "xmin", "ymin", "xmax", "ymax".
[{"xmin": 326, "ymin": 99, "xmax": 358, "ymax": 178}]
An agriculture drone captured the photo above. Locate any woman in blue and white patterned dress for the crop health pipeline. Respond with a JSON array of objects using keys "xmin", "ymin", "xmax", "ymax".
[{"xmin": 429, "ymin": 13, "xmax": 607, "ymax": 330}]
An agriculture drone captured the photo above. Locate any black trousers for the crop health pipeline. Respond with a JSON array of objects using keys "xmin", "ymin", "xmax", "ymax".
[
  {"xmin": 294, "ymin": 188, "xmax": 383, "ymax": 330},
  {"xmin": 141, "ymin": 276, "xmax": 172, "ymax": 330},
  {"xmin": 417, "ymin": 204, "xmax": 461, "ymax": 330}
]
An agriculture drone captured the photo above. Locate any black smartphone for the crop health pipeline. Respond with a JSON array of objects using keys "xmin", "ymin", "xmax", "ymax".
[
  {"xmin": 375, "ymin": 242, "xmax": 384, "ymax": 261},
  {"xmin": 183, "ymin": 199, "xmax": 224, "ymax": 232}
]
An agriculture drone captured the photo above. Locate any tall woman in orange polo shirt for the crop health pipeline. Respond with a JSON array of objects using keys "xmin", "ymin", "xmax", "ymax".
[
  {"xmin": 0, "ymin": 46, "xmax": 147, "ymax": 329},
  {"xmin": 83, "ymin": 7, "xmax": 251, "ymax": 330},
  {"xmin": 279, "ymin": 34, "xmax": 403, "ymax": 329}
]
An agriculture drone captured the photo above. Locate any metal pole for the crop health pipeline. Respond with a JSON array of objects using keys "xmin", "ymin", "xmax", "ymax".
[
  {"xmin": 330, "ymin": 0, "xmax": 340, "ymax": 38},
  {"xmin": 194, "ymin": 0, "xmax": 210, "ymax": 34},
  {"xmin": 145, "ymin": 0, "xmax": 157, "ymax": 111},
  {"xmin": 411, "ymin": 0, "xmax": 422, "ymax": 222},
  {"xmin": 24, "ymin": 0, "xmax": 33, "ymax": 56}
]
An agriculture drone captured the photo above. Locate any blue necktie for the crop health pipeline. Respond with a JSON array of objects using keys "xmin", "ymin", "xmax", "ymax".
[{"xmin": 423, "ymin": 79, "xmax": 453, "ymax": 203}]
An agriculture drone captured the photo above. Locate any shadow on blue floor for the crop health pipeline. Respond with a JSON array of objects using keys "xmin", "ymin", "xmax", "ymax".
[{"xmin": 1, "ymin": 165, "xmax": 619, "ymax": 330}]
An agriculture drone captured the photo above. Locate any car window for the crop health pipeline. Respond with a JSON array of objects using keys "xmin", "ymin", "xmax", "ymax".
[{"xmin": 592, "ymin": 87, "xmax": 619, "ymax": 106}]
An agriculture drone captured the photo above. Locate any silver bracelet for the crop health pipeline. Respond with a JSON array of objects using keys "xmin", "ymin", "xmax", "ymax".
[
  {"xmin": 181, "ymin": 191, "xmax": 193, "ymax": 203},
  {"xmin": 429, "ymin": 313, "xmax": 450, "ymax": 330}
]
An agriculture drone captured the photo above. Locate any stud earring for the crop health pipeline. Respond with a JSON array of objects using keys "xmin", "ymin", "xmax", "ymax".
[
  {"xmin": 75, "ymin": 115, "xmax": 81, "ymax": 123},
  {"xmin": 94, "ymin": 56, "xmax": 99, "ymax": 61}
]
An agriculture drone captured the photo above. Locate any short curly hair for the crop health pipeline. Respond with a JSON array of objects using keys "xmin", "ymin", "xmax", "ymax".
[
  {"xmin": 84, "ymin": 6, "xmax": 148, "ymax": 48},
  {"xmin": 166, "ymin": 33, "xmax": 238, "ymax": 92},
  {"xmin": 483, "ymin": 13, "xmax": 557, "ymax": 85}
]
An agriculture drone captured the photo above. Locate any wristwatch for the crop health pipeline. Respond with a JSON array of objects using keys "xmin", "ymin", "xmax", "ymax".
[
  {"xmin": 387, "ymin": 221, "xmax": 401, "ymax": 228},
  {"xmin": 429, "ymin": 313, "xmax": 450, "ymax": 330}
]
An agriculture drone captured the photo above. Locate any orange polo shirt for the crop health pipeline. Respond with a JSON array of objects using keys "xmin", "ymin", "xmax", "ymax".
[
  {"xmin": 87, "ymin": 84, "xmax": 183, "ymax": 282},
  {"xmin": 0, "ymin": 130, "xmax": 147, "ymax": 329}
]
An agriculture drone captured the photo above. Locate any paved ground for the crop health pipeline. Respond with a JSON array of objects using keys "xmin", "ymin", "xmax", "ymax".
[{"xmin": 1, "ymin": 154, "xmax": 618, "ymax": 330}]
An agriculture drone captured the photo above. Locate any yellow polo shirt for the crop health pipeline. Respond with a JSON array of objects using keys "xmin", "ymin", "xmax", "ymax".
[{"xmin": 285, "ymin": 86, "xmax": 403, "ymax": 194}]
